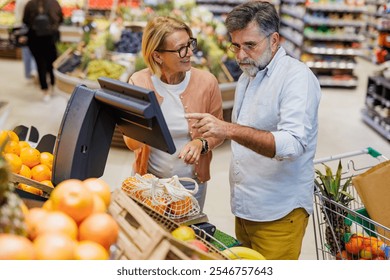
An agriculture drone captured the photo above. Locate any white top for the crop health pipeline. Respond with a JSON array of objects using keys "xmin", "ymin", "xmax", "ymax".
[
  {"xmin": 230, "ymin": 46, "xmax": 322, "ymax": 221},
  {"xmin": 148, "ymin": 71, "xmax": 194, "ymax": 178}
]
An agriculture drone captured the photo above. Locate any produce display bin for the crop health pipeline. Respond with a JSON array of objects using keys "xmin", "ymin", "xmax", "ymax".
[{"xmin": 108, "ymin": 189, "xmax": 227, "ymax": 260}]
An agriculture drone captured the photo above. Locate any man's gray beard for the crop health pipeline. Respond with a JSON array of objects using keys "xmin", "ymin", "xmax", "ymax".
[{"xmin": 238, "ymin": 44, "xmax": 273, "ymax": 77}]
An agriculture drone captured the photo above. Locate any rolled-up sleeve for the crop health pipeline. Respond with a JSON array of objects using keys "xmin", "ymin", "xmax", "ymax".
[{"xmin": 271, "ymin": 67, "xmax": 318, "ymax": 161}]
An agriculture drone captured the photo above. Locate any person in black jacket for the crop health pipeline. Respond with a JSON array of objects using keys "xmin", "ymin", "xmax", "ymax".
[{"xmin": 23, "ymin": 0, "xmax": 63, "ymax": 101}]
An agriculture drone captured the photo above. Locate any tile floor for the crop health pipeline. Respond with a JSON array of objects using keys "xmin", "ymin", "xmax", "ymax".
[{"xmin": 1, "ymin": 56, "xmax": 389, "ymax": 260}]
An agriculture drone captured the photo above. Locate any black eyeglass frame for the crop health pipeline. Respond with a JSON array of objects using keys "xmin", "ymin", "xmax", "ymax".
[{"xmin": 156, "ymin": 38, "xmax": 197, "ymax": 58}]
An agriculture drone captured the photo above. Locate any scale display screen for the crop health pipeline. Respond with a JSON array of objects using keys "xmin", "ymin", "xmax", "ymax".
[{"xmin": 52, "ymin": 77, "xmax": 175, "ymax": 185}]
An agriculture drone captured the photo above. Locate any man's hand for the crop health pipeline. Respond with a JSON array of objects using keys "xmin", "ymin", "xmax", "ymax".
[{"xmin": 185, "ymin": 113, "xmax": 228, "ymax": 140}]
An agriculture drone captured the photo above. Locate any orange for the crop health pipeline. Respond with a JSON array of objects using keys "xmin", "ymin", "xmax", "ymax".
[
  {"xmin": 363, "ymin": 236, "xmax": 384, "ymax": 249},
  {"xmin": 336, "ymin": 250, "xmax": 352, "ymax": 260},
  {"xmin": 0, "ymin": 130, "xmax": 8, "ymax": 145},
  {"xmin": 92, "ymin": 194, "xmax": 107, "ymax": 213},
  {"xmin": 143, "ymin": 173, "xmax": 157, "ymax": 179},
  {"xmin": 19, "ymin": 164, "xmax": 32, "ymax": 178},
  {"xmin": 33, "ymin": 232, "xmax": 75, "ymax": 260},
  {"xmin": 78, "ymin": 212, "xmax": 119, "ymax": 250},
  {"xmin": 144, "ymin": 197, "xmax": 167, "ymax": 215},
  {"xmin": 4, "ymin": 140, "xmax": 21, "ymax": 155},
  {"xmin": 0, "ymin": 130, "xmax": 19, "ymax": 144},
  {"xmin": 74, "ymin": 240, "xmax": 109, "ymax": 260},
  {"xmin": 20, "ymin": 201, "xmax": 29, "ymax": 217},
  {"xmin": 40, "ymin": 152, "xmax": 53, "ymax": 170},
  {"xmin": 18, "ymin": 141, "xmax": 30, "ymax": 150},
  {"xmin": 122, "ymin": 176, "xmax": 143, "ymax": 200},
  {"xmin": 42, "ymin": 199, "xmax": 53, "ymax": 211},
  {"xmin": 7, "ymin": 130, "xmax": 19, "ymax": 142},
  {"xmin": 0, "ymin": 234, "xmax": 36, "ymax": 260},
  {"xmin": 35, "ymin": 211, "xmax": 78, "ymax": 240},
  {"xmin": 31, "ymin": 164, "xmax": 51, "ymax": 182},
  {"xmin": 168, "ymin": 196, "xmax": 192, "ymax": 216},
  {"xmin": 345, "ymin": 235, "xmax": 364, "ymax": 254},
  {"xmin": 83, "ymin": 178, "xmax": 112, "ymax": 207},
  {"xmin": 25, "ymin": 207, "xmax": 49, "ymax": 240},
  {"xmin": 18, "ymin": 183, "xmax": 43, "ymax": 196},
  {"xmin": 50, "ymin": 179, "xmax": 94, "ymax": 224},
  {"xmin": 40, "ymin": 180, "xmax": 54, "ymax": 188},
  {"xmin": 20, "ymin": 146, "xmax": 41, "ymax": 168},
  {"xmin": 4, "ymin": 153, "xmax": 22, "ymax": 173}
]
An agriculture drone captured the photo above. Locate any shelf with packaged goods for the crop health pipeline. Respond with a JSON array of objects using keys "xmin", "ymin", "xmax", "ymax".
[
  {"xmin": 279, "ymin": 0, "xmax": 366, "ymax": 88},
  {"xmin": 364, "ymin": 0, "xmax": 390, "ymax": 64},
  {"xmin": 195, "ymin": 0, "xmax": 280, "ymax": 16},
  {"xmin": 362, "ymin": 75, "xmax": 390, "ymax": 140},
  {"xmin": 195, "ymin": 0, "xmax": 246, "ymax": 15}
]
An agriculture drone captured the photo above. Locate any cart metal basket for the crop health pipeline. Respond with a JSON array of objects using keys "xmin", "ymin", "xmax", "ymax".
[{"xmin": 312, "ymin": 147, "xmax": 390, "ymax": 260}]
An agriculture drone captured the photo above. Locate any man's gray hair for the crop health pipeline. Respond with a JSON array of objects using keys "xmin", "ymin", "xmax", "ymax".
[{"xmin": 225, "ymin": 1, "xmax": 279, "ymax": 36}]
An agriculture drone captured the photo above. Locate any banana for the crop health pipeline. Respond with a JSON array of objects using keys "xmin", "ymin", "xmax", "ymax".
[{"xmin": 222, "ymin": 246, "xmax": 266, "ymax": 260}]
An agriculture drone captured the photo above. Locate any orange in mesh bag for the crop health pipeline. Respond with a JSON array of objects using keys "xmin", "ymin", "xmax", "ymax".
[{"xmin": 121, "ymin": 174, "xmax": 200, "ymax": 219}]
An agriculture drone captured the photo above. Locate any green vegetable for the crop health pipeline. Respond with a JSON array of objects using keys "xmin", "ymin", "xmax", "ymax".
[{"xmin": 210, "ymin": 229, "xmax": 241, "ymax": 250}]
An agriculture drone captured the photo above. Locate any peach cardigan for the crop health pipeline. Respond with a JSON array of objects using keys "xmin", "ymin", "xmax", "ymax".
[{"xmin": 124, "ymin": 67, "xmax": 224, "ymax": 183}]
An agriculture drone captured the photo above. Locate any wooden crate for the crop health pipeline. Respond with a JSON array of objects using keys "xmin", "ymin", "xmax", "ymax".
[
  {"xmin": 0, "ymin": 41, "xmax": 22, "ymax": 59},
  {"xmin": 108, "ymin": 189, "xmax": 226, "ymax": 260}
]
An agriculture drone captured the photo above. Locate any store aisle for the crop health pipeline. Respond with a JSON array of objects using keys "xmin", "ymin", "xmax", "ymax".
[{"xmin": 1, "ymin": 56, "xmax": 389, "ymax": 260}]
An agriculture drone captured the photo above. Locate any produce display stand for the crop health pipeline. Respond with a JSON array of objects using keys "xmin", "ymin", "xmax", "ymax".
[
  {"xmin": 0, "ymin": 35, "xmax": 21, "ymax": 59},
  {"xmin": 109, "ymin": 189, "xmax": 228, "ymax": 260},
  {"xmin": 312, "ymin": 147, "xmax": 390, "ymax": 260}
]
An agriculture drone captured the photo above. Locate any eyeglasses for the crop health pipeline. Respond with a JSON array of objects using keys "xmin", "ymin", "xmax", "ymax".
[
  {"xmin": 156, "ymin": 38, "xmax": 197, "ymax": 58},
  {"xmin": 228, "ymin": 34, "xmax": 270, "ymax": 54}
]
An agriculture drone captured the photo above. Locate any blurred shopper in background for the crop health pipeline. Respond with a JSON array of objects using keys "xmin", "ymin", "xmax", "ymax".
[
  {"xmin": 23, "ymin": 0, "xmax": 63, "ymax": 101},
  {"xmin": 14, "ymin": 0, "xmax": 37, "ymax": 83},
  {"xmin": 123, "ymin": 16, "xmax": 224, "ymax": 211},
  {"xmin": 187, "ymin": 1, "xmax": 321, "ymax": 259}
]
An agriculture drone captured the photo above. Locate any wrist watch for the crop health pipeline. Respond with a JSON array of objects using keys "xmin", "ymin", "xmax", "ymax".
[{"xmin": 198, "ymin": 138, "xmax": 209, "ymax": 154}]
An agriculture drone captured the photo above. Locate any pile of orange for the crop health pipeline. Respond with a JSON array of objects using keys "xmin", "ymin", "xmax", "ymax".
[
  {"xmin": 342, "ymin": 234, "xmax": 386, "ymax": 260},
  {"xmin": 0, "ymin": 178, "xmax": 118, "ymax": 260},
  {"xmin": 1, "ymin": 130, "xmax": 55, "ymax": 195}
]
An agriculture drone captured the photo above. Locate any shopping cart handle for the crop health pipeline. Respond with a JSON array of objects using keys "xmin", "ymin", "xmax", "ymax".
[{"xmin": 366, "ymin": 147, "xmax": 382, "ymax": 158}]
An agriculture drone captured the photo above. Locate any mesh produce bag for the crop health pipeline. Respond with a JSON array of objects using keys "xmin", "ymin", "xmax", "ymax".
[{"xmin": 121, "ymin": 173, "xmax": 200, "ymax": 219}]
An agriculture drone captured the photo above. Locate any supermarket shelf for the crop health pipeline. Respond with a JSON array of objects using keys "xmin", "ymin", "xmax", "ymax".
[
  {"xmin": 280, "ymin": 0, "xmax": 365, "ymax": 87},
  {"xmin": 305, "ymin": 4, "xmax": 366, "ymax": 13},
  {"xmin": 304, "ymin": 33, "xmax": 365, "ymax": 42},
  {"xmin": 280, "ymin": 29, "xmax": 303, "ymax": 46},
  {"xmin": 281, "ymin": 18, "xmax": 304, "ymax": 32},
  {"xmin": 361, "ymin": 108, "xmax": 390, "ymax": 140},
  {"xmin": 304, "ymin": 17, "xmax": 366, "ymax": 27},
  {"xmin": 318, "ymin": 76, "xmax": 358, "ymax": 88},
  {"xmin": 304, "ymin": 46, "xmax": 363, "ymax": 56},
  {"xmin": 305, "ymin": 61, "xmax": 356, "ymax": 70},
  {"xmin": 0, "ymin": 25, "xmax": 9, "ymax": 40}
]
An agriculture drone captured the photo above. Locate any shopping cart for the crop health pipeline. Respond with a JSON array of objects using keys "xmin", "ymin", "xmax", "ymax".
[{"xmin": 312, "ymin": 147, "xmax": 390, "ymax": 260}]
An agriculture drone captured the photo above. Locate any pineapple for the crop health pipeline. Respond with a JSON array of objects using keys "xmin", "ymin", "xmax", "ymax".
[
  {"xmin": 0, "ymin": 138, "xmax": 27, "ymax": 236},
  {"xmin": 315, "ymin": 160, "xmax": 354, "ymax": 256}
]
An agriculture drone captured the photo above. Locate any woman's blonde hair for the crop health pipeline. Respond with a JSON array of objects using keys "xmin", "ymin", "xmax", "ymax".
[{"xmin": 142, "ymin": 16, "xmax": 193, "ymax": 77}]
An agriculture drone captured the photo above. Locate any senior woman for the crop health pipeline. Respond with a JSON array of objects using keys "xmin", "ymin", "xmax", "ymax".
[{"xmin": 123, "ymin": 16, "xmax": 224, "ymax": 211}]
